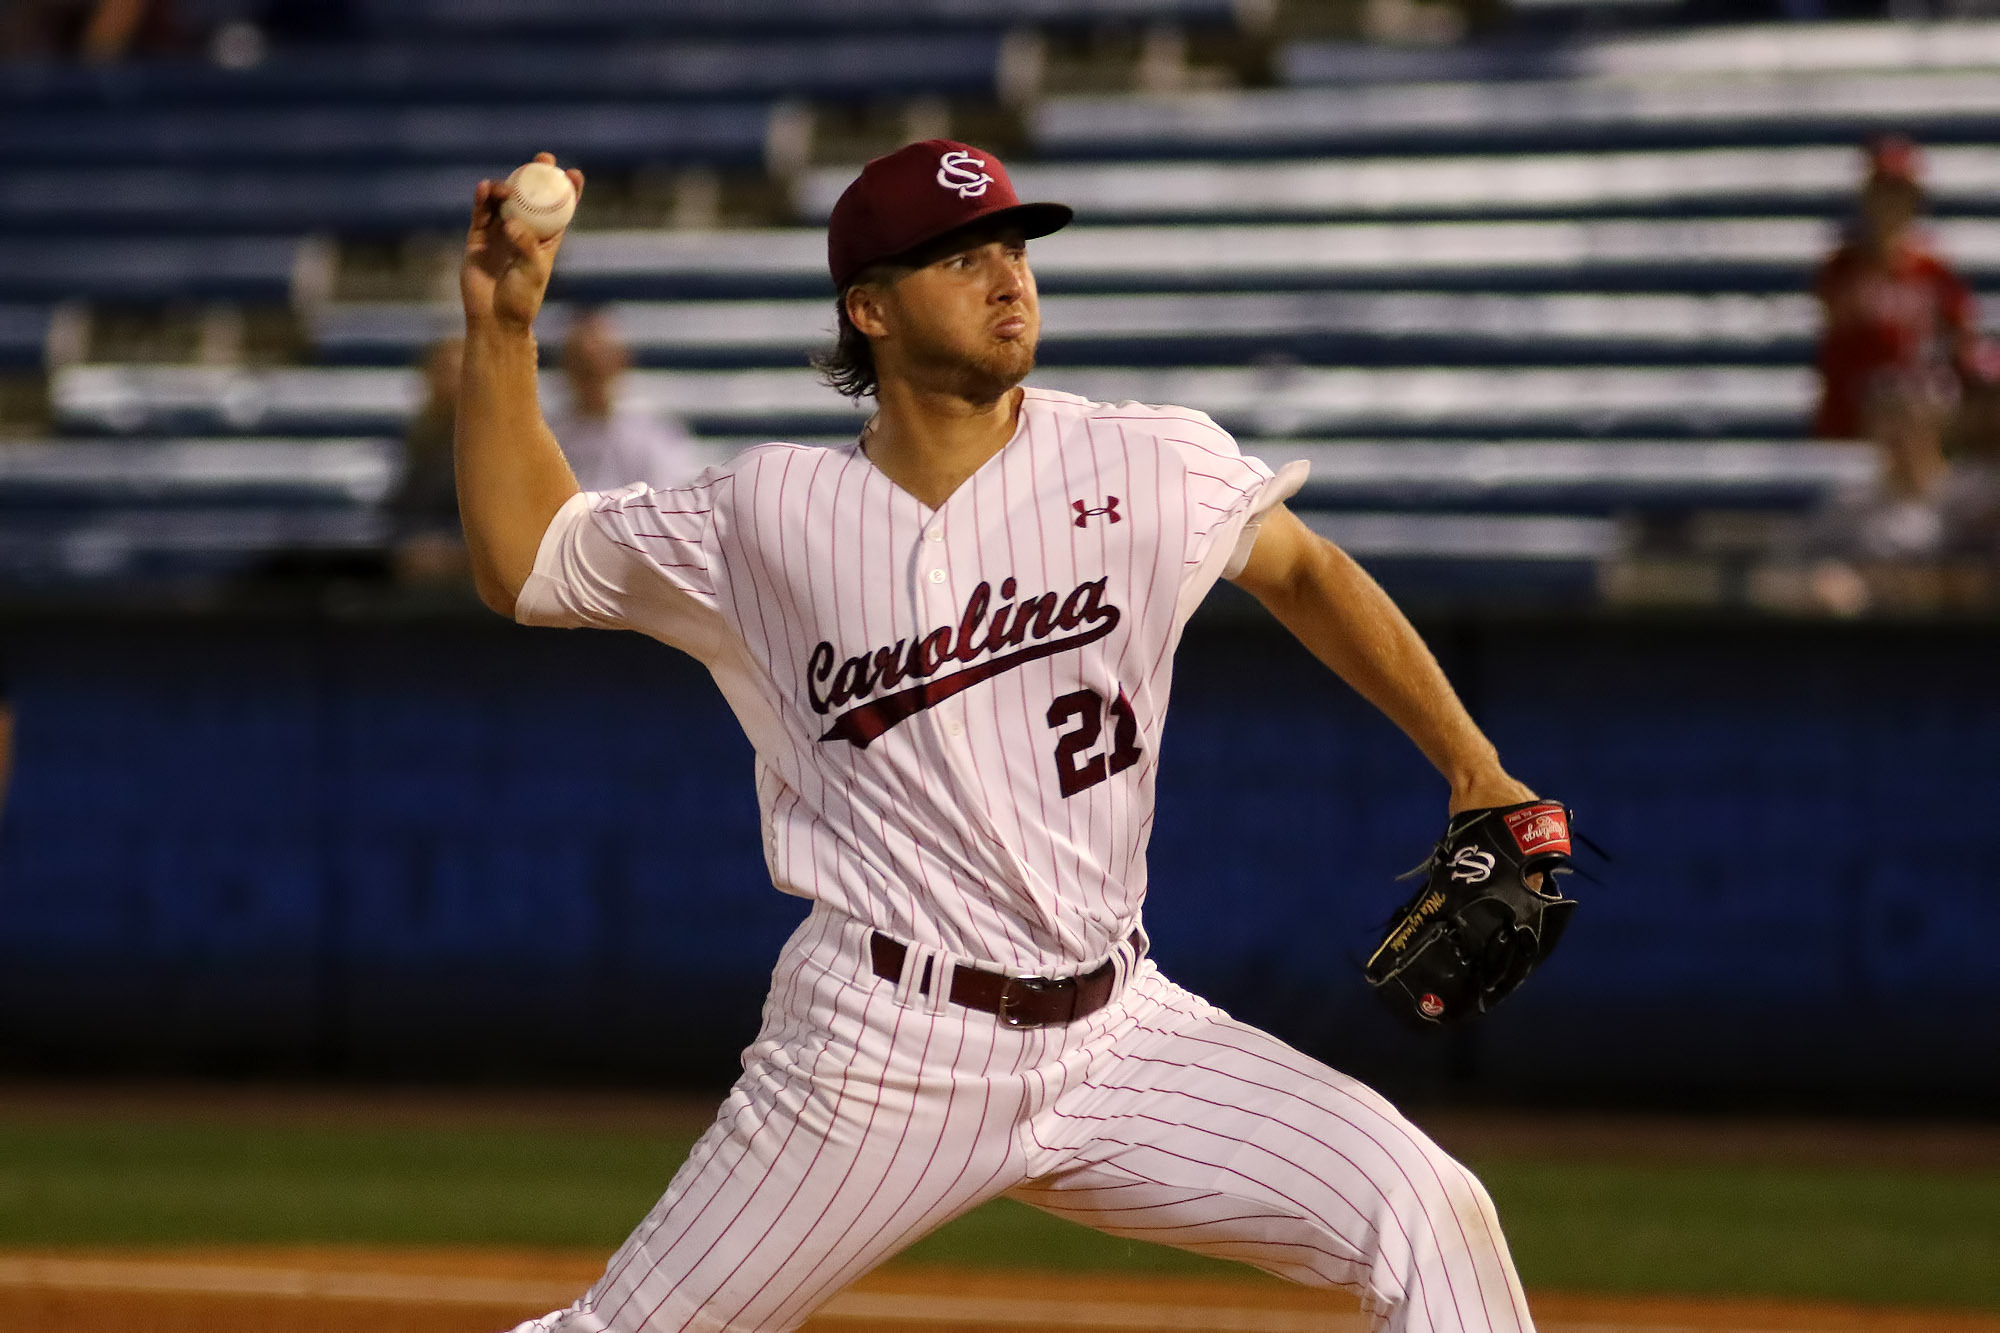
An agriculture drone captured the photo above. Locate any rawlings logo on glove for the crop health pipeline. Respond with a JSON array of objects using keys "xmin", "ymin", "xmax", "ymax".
[
  {"xmin": 1364, "ymin": 799, "xmax": 1587, "ymax": 1029},
  {"xmin": 1503, "ymin": 804, "xmax": 1571, "ymax": 856}
]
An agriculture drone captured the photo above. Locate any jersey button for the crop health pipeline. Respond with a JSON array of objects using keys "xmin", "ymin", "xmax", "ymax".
[
  {"xmin": 927, "ymin": 529, "xmax": 945, "ymax": 543},
  {"xmin": 946, "ymin": 719, "xmax": 964, "ymax": 737},
  {"xmin": 927, "ymin": 568, "xmax": 946, "ymax": 584}
]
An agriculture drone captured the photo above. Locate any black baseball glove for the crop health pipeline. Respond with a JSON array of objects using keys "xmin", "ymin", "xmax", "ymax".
[{"xmin": 1363, "ymin": 799, "xmax": 1580, "ymax": 1029}]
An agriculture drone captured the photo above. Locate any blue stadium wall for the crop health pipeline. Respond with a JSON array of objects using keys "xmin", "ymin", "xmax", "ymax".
[{"xmin": 3, "ymin": 600, "xmax": 1996, "ymax": 1111}]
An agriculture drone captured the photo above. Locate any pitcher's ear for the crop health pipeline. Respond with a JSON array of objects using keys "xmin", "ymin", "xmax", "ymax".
[{"xmin": 845, "ymin": 283, "xmax": 892, "ymax": 340}]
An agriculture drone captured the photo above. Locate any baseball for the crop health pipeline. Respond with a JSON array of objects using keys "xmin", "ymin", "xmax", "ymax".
[{"xmin": 501, "ymin": 161, "xmax": 576, "ymax": 239}]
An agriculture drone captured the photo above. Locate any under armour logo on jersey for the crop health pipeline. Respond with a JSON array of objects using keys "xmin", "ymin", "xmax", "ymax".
[
  {"xmin": 936, "ymin": 150, "xmax": 994, "ymax": 199},
  {"xmin": 1448, "ymin": 846, "xmax": 1496, "ymax": 884},
  {"xmin": 1073, "ymin": 497, "xmax": 1122, "ymax": 527}
]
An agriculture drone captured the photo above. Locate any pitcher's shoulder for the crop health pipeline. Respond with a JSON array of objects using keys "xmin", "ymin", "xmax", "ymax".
[
  {"xmin": 1024, "ymin": 386, "xmax": 1235, "ymax": 452},
  {"xmin": 696, "ymin": 437, "xmax": 862, "ymax": 498},
  {"xmin": 710, "ymin": 437, "xmax": 848, "ymax": 474}
]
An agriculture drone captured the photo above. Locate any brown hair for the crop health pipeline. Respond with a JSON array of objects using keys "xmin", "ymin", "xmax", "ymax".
[{"xmin": 811, "ymin": 292, "xmax": 877, "ymax": 400}]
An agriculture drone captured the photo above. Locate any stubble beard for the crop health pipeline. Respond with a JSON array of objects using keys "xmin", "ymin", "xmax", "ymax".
[
  {"xmin": 906, "ymin": 328, "xmax": 1037, "ymax": 407},
  {"xmin": 955, "ymin": 338, "xmax": 1036, "ymax": 405}
]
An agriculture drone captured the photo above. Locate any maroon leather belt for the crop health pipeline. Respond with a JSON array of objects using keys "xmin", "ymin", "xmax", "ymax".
[{"xmin": 869, "ymin": 932, "xmax": 1120, "ymax": 1029}]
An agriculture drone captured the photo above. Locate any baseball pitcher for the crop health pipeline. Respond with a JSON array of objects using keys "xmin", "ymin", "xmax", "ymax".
[{"xmin": 461, "ymin": 144, "xmax": 1546, "ymax": 1332}]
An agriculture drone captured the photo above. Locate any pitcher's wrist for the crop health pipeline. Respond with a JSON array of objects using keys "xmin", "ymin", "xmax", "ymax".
[{"xmin": 464, "ymin": 316, "xmax": 539, "ymax": 348}]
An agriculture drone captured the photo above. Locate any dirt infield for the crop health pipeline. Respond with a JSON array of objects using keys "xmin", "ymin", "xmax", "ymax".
[{"xmin": 0, "ymin": 1249, "xmax": 1996, "ymax": 1333}]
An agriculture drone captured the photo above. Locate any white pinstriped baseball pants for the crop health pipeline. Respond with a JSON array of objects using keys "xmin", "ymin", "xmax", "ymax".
[{"xmin": 513, "ymin": 904, "xmax": 1534, "ymax": 1333}]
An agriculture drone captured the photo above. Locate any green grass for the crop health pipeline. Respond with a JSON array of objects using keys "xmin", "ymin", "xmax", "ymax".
[
  {"xmin": 0, "ymin": 1118, "xmax": 692, "ymax": 1249},
  {"xmin": 0, "ymin": 1113, "xmax": 1994, "ymax": 1310},
  {"xmin": 1478, "ymin": 1156, "xmax": 2000, "ymax": 1312}
]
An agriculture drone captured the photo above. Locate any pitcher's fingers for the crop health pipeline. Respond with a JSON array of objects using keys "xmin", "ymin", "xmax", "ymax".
[
  {"xmin": 470, "ymin": 201, "xmax": 517, "ymax": 256},
  {"xmin": 501, "ymin": 217, "xmax": 541, "ymax": 255},
  {"xmin": 533, "ymin": 150, "xmax": 557, "ymax": 166},
  {"xmin": 474, "ymin": 179, "xmax": 513, "ymax": 225},
  {"xmin": 565, "ymin": 167, "xmax": 585, "ymax": 200},
  {"xmin": 466, "ymin": 180, "xmax": 495, "ymax": 244}
]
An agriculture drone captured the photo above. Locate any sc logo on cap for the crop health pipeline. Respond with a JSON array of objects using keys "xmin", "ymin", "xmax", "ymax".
[{"xmin": 936, "ymin": 150, "xmax": 994, "ymax": 199}]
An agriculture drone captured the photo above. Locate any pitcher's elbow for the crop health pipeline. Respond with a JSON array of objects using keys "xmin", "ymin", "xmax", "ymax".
[{"xmin": 471, "ymin": 565, "xmax": 520, "ymax": 619}]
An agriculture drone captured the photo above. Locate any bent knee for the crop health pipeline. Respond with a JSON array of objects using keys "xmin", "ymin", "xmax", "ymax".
[{"xmin": 1440, "ymin": 1154, "xmax": 1505, "ymax": 1229}]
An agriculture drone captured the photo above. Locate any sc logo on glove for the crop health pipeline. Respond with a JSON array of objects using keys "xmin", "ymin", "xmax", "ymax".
[{"xmin": 1448, "ymin": 847, "xmax": 1496, "ymax": 884}]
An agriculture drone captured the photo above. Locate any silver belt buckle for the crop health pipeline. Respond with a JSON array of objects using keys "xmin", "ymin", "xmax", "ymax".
[{"xmin": 998, "ymin": 975, "xmax": 1067, "ymax": 1028}]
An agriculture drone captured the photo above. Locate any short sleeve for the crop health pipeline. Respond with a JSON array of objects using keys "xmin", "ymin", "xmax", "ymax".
[
  {"xmin": 515, "ymin": 477, "xmax": 732, "ymax": 662},
  {"xmin": 1222, "ymin": 459, "xmax": 1311, "ymax": 580},
  {"xmin": 1166, "ymin": 418, "xmax": 1309, "ymax": 615}
]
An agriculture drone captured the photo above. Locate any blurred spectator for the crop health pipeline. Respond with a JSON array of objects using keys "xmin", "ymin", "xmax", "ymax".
[
  {"xmin": 546, "ymin": 309, "xmax": 700, "ymax": 493},
  {"xmin": 1796, "ymin": 137, "xmax": 2000, "ymax": 608},
  {"xmin": 1944, "ymin": 381, "xmax": 2000, "ymax": 560},
  {"xmin": 1813, "ymin": 136, "xmax": 1993, "ymax": 450},
  {"xmin": 1, "ymin": 0, "xmax": 350, "ymax": 63},
  {"xmin": 386, "ymin": 336, "xmax": 470, "ymax": 585},
  {"xmin": 1794, "ymin": 364, "xmax": 1973, "ymax": 615},
  {"xmin": 3, "ymin": 0, "xmax": 100, "ymax": 56},
  {"xmin": 1, "ymin": 0, "xmax": 179, "ymax": 60},
  {"xmin": 1805, "ymin": 400, "xmax": 1950, "ymax": 564}
]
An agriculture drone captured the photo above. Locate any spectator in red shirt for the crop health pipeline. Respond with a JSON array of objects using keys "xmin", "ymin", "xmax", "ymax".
[
  {"xmin": 1814, "ymin": 135, "xmax": 1990, "ymax": 448},
  {"xmin": 1794, "ymin": 140, "xmax": 2000, "ymax": 609}
]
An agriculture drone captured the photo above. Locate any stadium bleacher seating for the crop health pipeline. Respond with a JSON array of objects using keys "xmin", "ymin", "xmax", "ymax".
[
  {"xmin": 310, "ymin": 291, "xmax": 1831, "ymax": 368},
  {"xmin": 5, "ymin": 103, "xmax": 777, "ymax": 168},
  {"xmin": 12, "ymin": 9, "xmax": 1986, "ymax": 594},
  {"xmin": 348, "ymin": 0, "xmax": 1249, "ymax": 36},
  {"xmin": 2, "ymin": 34, "xmax": 1014, "ymax": 104},
  {"xmin": 546, "ymin": 218, "xmax": 2000, "ymax": 298},
  {"xmin": 0, "ymin": 438, "xmax": 394, "ymax": 506},
  {"xmin": 0, "ymin": 168, "xmax": 501, "ymax": 235},
  {"xmin": 1036, "ymin": 72, "xmax": 2000, "ymax": 156},
  {"xmin": 0, "ymin": 439, "xmax": 396, "ymax": 580},
  {"xmin": 814, "ymin": 146, "xmax": 2000, "ymax": 220},
  {"xmin": 1045, "ymin": 21, "xmax": 2000, "ymax": 160},
  {"xmin": 2, "ymin": 237, "xmax": 302, "ymax": 301},
  {"xmin": 1279, "ymin": 20, "xmax": 2000, "ymax": 85},
  {"xmin": 0, "ymin": 506, "xmax": 386, "ymax": 581},
  {"xmin": 0, "ymin": 305, "xmax": 51, "ymax": 368},
  {"xmin": 50, "ymin": 362, "xmax": 1814, "ymax": 440},
  {"xmin": 1286, "ymin": 438, "xmax": 1876, "ymax": 511}
]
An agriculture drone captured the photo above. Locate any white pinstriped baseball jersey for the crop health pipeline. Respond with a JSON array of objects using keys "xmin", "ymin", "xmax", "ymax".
[{"xmin": 519, "ymin": 385, "xmax": 1307, "ymax": 975}]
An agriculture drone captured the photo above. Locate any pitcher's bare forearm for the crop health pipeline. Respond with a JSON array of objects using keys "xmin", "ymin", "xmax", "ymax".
[
  {"xmin": 455, "ymin": 320, "xmax": 577, "ymax": 613},
  {"xmin": 451, "ymin": 154, "xmax": 585, "ymax": 616},
  {"xmin": 1233, "ymin": 505, "xmax": 1529, "ymax": 811}
]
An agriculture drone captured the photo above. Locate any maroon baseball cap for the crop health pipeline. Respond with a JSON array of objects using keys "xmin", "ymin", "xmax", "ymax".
[{"xmin": 826, "ymin": 139, "xmax": 1072, "ymax": 291}]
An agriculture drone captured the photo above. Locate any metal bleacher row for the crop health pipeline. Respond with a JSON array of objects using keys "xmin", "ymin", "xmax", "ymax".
[
  {"xmin": 6, "ymin": 7, "xmax": 1980, "ymax": 593},
  {"xmin": 310, "ymin": 290, "xmax": 1836, "ymax": 366}
]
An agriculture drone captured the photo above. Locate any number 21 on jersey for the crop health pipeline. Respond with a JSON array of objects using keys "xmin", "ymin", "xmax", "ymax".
[{"xmin": 1046, "ymin": 687, "xmax": 1142, "ymax": 798}]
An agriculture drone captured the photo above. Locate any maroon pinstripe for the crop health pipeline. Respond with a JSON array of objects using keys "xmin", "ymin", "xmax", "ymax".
[{"xmin": 508, "ymin": 388, "xmax": 1533, "ymax": 1333}]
